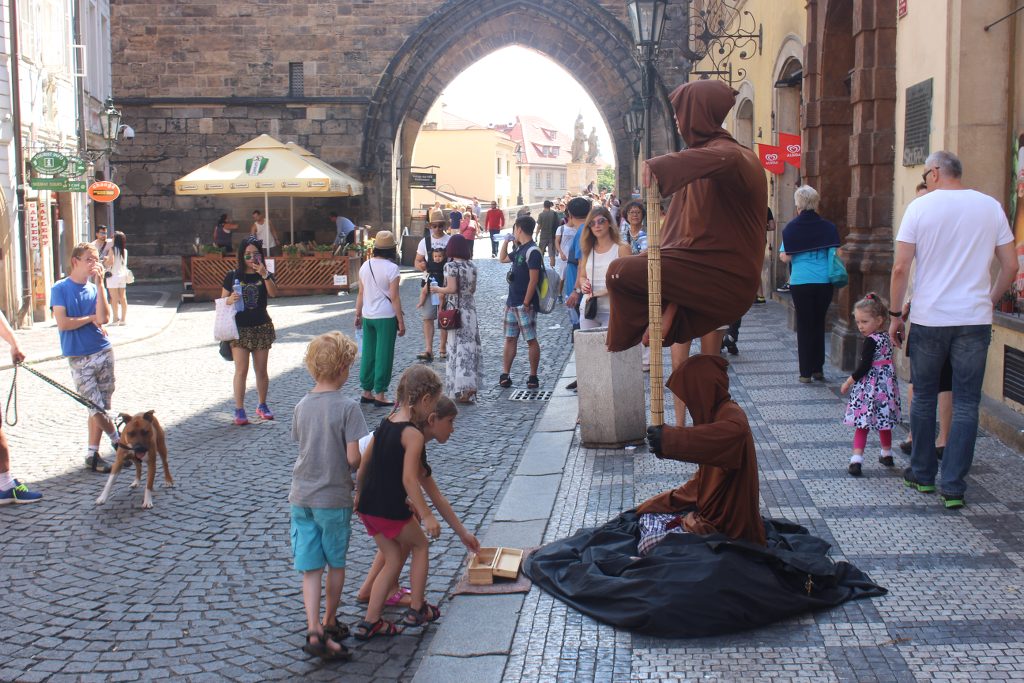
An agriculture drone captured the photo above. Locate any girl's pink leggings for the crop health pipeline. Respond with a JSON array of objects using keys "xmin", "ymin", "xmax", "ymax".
[{"xmin": 853, "ymin": 428, "xmax": 891, "ymax": 451}]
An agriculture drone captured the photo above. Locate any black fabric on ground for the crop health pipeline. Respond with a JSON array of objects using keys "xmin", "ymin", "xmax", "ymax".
[{"xmin": 523, "ymin": 512, "xmax": 886, "ymax": 638}]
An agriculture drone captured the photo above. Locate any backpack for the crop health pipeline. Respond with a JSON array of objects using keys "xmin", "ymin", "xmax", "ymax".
[{"xmin": 525, "ymin": 245, "xmax": 561, "ymax": 314}]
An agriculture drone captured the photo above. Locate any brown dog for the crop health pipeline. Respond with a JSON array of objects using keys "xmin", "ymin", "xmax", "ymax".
[{"xmin": 95, "ymin": 410, "xmax": 173, "ymax": 509}]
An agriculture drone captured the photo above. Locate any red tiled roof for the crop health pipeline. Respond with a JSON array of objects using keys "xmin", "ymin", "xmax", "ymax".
[{"xmin": 503, "ymin": 115, "xmax": 573, "ymax": 166}]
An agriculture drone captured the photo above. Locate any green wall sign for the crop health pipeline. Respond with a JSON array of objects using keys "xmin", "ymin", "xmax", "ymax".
[
  {"xmin": 62, "ymin": 156, "xmax": 88, "ymax": 178},
  {"xmin": 30, "ymin": 151, "xmax": 68, "ymax": 175},
  {"xmin": 29, "ymin": 177, "xmax": 69, "ymax": 191}
]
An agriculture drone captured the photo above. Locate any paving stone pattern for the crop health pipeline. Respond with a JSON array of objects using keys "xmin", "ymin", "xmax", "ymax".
[
  {"xmin": 0, "ymin": 245, "xmax": 573, "ymax": 682},
  {"xmin": 504, "ymin": 302, "xmax": 1024, "ymax": 682}
]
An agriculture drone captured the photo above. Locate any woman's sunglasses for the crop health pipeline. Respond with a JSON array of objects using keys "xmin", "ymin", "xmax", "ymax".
[{"xmin": 591, "ymin": 217, "xmax": 609, "ymax": 226}]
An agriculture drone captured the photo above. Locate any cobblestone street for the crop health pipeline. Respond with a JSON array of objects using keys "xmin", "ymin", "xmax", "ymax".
[{"xmin": 0, "ymin": 241, "xmax": 574, "ymax": 682}]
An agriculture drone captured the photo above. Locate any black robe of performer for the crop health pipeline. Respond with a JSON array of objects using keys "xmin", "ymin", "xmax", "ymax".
[
  {"xmin": 639, "ymin": 354, "xmax": 766, "ymax": 546},
  {"xmin": 606, "ymin": 79, "xmax": 768, "ymax": 352}
]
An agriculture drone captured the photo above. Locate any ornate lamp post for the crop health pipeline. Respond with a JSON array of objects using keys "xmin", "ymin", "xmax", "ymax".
[
  {"xmin": 514, "ymin": 143, "xmax": 524, "ymax": 206},
  {"xmin": 83, "ymin": 98, "xmax": 124, "ymax": 163},
  {"xmin": 626, "ymin": 0, "xmax": 669, "ymax": 167},
  {"xmin": 623, "ymin": 100, "xmax": 645, "ymax": 189}
]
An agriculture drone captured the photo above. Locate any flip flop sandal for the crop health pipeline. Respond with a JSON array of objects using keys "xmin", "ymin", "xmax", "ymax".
[
  {"xmin": 353, "ymin": 618, "xmax": 404, "ymax": 641},
  {"xmin": 402, "ymin": 603, "xmax": 442, "ymax": 627},
  {"xmin": 322, "ymin": 622, "xmax": 350, "ymax": 640},
  {"xmin": 498, "ymin": 373, "xmax": 513, "ymax": 388},
  {"xmin": 416, "ymin": 352, "xmax": 433, "ymax": 361},
  {"xmin": 386, "ymin": 587, "xmax": 412, "ymax": 606}
]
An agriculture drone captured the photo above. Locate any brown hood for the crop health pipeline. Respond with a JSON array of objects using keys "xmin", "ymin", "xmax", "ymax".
[
  {"xmin": 669, "ymin": 80, "xmax": 737, "ymax": 148},
  {"xmin": 667, "ymin": 354, "xmax": 732, "ymax": 425}
]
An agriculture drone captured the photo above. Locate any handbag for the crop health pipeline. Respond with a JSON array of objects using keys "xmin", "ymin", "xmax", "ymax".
[
  {"xmin": 218, "ymin": 341, "xmax": 233, "ymax": 361},
  {"xmin": 214, "ymin": 296, "xmax": 240, "ymax": 341},
  {"xmin": 583, "ymin": 252, "xmax": 598, "ymax": 320},
  {"xmin": 437, "ymin": 273, "xmax": 462, "ymax": 330},
  {"xmin": 827, "ymin": 246, "xmax": 848, "ymax": 288},
  {"xmin": 125, "ymin": 268, "xmax": 135, "ymax": 285}
]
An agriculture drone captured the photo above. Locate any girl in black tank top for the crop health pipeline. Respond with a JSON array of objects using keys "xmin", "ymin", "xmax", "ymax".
[{"xmin": 354, "ymin": 366, "xmax": 444, "ymax": 640}]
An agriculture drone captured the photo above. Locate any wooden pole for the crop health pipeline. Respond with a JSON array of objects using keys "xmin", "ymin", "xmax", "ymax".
[{"xmin": 646, "ymin": 180, "xmax": 664, "ymax": 427}]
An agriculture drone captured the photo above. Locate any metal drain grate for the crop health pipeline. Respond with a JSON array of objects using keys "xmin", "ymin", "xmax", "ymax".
[{"xmin": 508, "ymin": 389, "xmax": 554, "ymax": 401}]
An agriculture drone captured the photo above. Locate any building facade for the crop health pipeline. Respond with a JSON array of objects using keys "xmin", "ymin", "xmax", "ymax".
[{"xmin": 0, "ymin": 0, "xmax": 112, "ymax": 326}]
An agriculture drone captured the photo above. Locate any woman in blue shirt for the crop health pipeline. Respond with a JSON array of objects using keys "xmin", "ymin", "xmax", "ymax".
[{"xmin": 779, "ymin": 185, "xmax": 841, "ymax": 383}]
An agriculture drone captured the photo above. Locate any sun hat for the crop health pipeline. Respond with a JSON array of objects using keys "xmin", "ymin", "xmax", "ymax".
[
  {"xmin": 429, "ymin": 209, "xmax": 446, "ymax": 225},
  {"xmin": 373, "ymin": 230, "xmax": 396, "ymax": 249}
]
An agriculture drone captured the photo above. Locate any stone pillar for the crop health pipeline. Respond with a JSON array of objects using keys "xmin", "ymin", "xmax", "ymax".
[{"xmin": 574, "ymin": 328, "xmax": 646, "ymax": 448}]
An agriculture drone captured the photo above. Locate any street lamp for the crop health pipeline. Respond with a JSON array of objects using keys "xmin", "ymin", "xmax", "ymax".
[
  {"xmin": 99, "ymin": 98, "xmax": 122, "ymax": 155},
  {"xmin": 626, "ymin": 0, "xmax": 669, "ymax": 166},
  {"xmin": 618, "ymin": 97, "xmax": 643, "ymax": 191},
  {"xmin": 514, "ymin": 143, "xmax": 524, "ymax": 206}
]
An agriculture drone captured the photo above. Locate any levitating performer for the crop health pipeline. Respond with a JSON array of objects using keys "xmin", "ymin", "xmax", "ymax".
[{"xmin": 606, "ymin": 80, "xmax": 767, "ymax": 352}]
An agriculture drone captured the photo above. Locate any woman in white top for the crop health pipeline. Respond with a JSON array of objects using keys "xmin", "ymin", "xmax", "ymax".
[
  {"xmin": 355, "ymin": 231, "xmax": 405, "ymax": 406},
  {"xmin": 577, "ymin": 207, "xmax": 630, "ymax": 330},
  {"xmin": 103, "ymin": 231, "xmax": 130, "ymax": 325}
]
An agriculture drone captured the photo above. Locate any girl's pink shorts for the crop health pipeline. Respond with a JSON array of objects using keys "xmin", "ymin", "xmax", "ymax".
[{"xmin": 359, "ymin": 513, "xmax": 410, "ymax": 540}]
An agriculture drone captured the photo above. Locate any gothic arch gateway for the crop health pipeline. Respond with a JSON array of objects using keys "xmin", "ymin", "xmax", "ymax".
[{"xmin": 359, "ymin": 0, "xmax": 675, "ymax": 229}]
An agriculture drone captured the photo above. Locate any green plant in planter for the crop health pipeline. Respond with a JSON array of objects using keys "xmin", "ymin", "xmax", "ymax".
[
  {"xmin": 313, "ymin": 243, "xmax": 335, "ymax": 253},
  {"xmin": 200, "ymin": 244, "xmax": 224, "ymax": 255},
  {"xmin": 282, "ymin": 244, "xmax": 303, "ymax": 258}
]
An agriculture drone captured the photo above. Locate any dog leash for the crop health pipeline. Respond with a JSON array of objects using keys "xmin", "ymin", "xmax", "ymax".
[{"xmin": 5, "ymin": 362, "xmax": 121, "ymax": 429}]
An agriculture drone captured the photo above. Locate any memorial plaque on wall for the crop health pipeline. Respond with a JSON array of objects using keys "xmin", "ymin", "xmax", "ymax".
[{"xmin": 903, "ymin": 78, "xmax": 933, "ymax": 166}]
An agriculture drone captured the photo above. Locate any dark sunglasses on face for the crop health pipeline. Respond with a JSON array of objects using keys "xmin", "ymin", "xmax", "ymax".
[{"xmin": 592, "ymin": 217, "xmax": 609, "ymax": 226}]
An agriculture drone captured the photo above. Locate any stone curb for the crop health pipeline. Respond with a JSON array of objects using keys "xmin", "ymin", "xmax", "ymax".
[
  {"xmin": 0, "ymin": 290, "xmax": 181, "ymax": 372},
  {"xmin": 413, "ymin": 353, "xmax": 579, "ymax": 683}
]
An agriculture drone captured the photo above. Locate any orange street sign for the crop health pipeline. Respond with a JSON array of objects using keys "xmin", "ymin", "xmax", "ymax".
[{"xmin": 88, "ymin": 181, "xmax": 120, "ymax": 203}]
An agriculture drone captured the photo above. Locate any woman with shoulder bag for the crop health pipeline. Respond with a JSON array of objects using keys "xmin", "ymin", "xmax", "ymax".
[
  {"xmin": 577, "ymin": 207, "xmax": 630, "ymax": 330},
  {"xmin": 779, "ymin": 185, "xmax": 841, "ymax": 383},
  {"xmin": 104, "ymin": 231, "xmax": 131, "ymax": 325},
  {"xmin": 355, "ymin": 231, "xmax": 405, "ymax": 407},
  {"xmin": 431, "ymin": 235, "xmax": 481, "ymax": 403},
  {"xmin": 221, "ymin": 236, "xmax": 278, "ymax": 425}
]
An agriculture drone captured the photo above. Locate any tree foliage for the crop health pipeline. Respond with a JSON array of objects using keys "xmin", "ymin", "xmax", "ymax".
[{"xmin": 597, "ymin": 166, "xmax": 616, "ymax": 192}]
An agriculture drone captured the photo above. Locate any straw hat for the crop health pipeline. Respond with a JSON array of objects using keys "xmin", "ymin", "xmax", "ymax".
[
  {"xmin": 429, "ymin": 209, "xmax": 446, "ymax": 225},
  {"xmin": 374, "ymin": 230, "xmax": 396, "ymax": 249}
]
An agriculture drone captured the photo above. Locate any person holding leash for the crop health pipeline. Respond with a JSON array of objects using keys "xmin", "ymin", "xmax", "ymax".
[
  {"xmin": 51, "ymin": 243, "xmax": 120, "ymax": 473},
  {"xmin": 0, "ymin": 311, "xmax": 40, "ymax": 504}
]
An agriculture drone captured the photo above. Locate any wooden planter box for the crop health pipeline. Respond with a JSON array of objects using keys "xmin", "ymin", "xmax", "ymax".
[{"xmin": 182, "ymin": 254, "xmax": 350, "ymax": 302}]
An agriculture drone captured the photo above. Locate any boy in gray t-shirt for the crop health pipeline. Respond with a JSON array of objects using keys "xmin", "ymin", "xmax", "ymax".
[{"xmin": 290, "ymin": 332, "xmax": 368, "ymax": 661}]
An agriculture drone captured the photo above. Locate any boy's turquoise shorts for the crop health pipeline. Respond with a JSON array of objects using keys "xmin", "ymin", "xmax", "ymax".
[{"xmin": 290, "ymin": 505, "xmax": 352, "ymax": 572}]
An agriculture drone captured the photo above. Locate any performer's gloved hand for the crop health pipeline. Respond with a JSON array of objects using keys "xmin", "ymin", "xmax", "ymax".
[{"xmin": 646, "ymin": 425, "xmax": 664, "ymax": 458}]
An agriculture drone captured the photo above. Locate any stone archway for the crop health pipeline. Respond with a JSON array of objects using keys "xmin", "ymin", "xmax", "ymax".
[
  {"xmin": 359, "ymin": 0, "xmax": 676, "ymax": 229},
  {"xmin": 804, "ymin": 0, "xmax": 896, "ymax": 369}
]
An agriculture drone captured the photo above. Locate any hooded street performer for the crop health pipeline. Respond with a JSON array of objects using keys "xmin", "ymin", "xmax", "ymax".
[
  {"xmin": 638, "ymin": 354, "xmax": 765, "ymax": 552},
  {"xmin": 605, "ymin": 79, "xmax": 768, "ymax": 357}
]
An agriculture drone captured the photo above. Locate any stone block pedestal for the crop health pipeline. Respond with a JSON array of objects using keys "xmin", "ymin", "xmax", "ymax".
[{"xmin": 575, "ymin": 328, "xmax": 646, "ymax": 448}]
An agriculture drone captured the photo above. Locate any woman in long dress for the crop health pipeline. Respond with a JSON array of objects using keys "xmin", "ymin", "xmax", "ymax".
[{"xmin": 432, "ymin": 235, "xmax": 481, "ymax": 403}]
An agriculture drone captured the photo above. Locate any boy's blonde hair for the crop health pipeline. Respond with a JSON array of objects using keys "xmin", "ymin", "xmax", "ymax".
[
  {"xmin": 304, "ymin": 331, "xmax": 357, "ymax": 381},
  {"xmin": 71, "ymin": 242, "xmax": 99, "ymax": 260}
]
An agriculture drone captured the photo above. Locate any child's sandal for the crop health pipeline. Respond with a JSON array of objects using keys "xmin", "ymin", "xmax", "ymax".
[
  {"xmin": 498, "ymin": 373, "xmax": 513, "ymax": 388},
  {"xmin": 302, "ymin": 631, "xmax": 352, "ymax": 661},
  {"xmin": 322, "ymin": 621, "xmax": 350, "ymax": 640},
  {"xmin": 402, "ymin": 603, "xmax": 442, "ymax": 627},
  {"xmin": 353, "ymin": 618, "xmax": 404, "ymax": 641},
  {"xmin": 526, "ymin": 375, "xmax": 540, "ymax": 390}
]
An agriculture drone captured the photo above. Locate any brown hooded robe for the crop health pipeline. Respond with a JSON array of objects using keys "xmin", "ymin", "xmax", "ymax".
[
  {"xmin": 637, "ymin": 355, "xmax": 766, "ymax": 546},
  {"xmin": 606, "ymin": 80, "xmax": 768, "ymax": 352}
]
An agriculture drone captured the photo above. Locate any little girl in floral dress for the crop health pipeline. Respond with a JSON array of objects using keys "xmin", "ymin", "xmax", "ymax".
[{"xmin": 841, "ymin": 293, "xmax": 902, "ymax": 476}]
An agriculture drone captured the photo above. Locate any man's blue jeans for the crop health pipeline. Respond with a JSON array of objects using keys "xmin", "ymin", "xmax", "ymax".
[{"xmin": 907, "ymin": 323, "xmax": 991, "ymax": 497}]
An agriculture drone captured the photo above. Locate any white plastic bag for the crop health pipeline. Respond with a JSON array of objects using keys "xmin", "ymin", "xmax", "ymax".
[{"xmin": 214, "ymin": 297, "xmax": 239, "ymax": 341}]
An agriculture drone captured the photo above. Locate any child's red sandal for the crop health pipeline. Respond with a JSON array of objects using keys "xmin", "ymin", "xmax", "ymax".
[
  {"xmin": 402, "ymin": 602, "xmax": 442, "ymax": 627},
  {"xmin": 353, "ymin": 618, "xmax": 403, "ymax": 641}
]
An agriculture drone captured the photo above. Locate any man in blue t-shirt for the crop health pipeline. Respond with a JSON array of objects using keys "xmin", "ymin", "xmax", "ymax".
[
  {"xmin": 498, "ymin": 216, "xmax": 543, "ymax": 390},
  {"xmin": 329, "ymin": 211, "xmax": 356, "ymax": 248},
  {"xmin": 50, "ymin": 243, "xmax": 119, "ymax": 473}
]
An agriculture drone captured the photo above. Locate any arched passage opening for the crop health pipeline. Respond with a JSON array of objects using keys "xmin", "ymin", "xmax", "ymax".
[
  {"xmin": 408, "ymin": 46, "xmax": 617, "ymax": 213},
  {"xmin": 772, "ymin": 56, "xmax": 804, "ymax": 291},
  {"xmin": 359, "ymin": 0, "xmax": 675, "ymax": 230}
]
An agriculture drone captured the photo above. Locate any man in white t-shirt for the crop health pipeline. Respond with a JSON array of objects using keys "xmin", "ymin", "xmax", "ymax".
[
  {"xmin": 413, "ymin": 209, "xmax": 450, "ymax": 361},
  {"xmin": 889, "ymin": 150, "xmax": 1017, "ymax": 509},
  {"xmin": 250, "ymin": 210, "xmax": 281, "ymax": 256}
]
